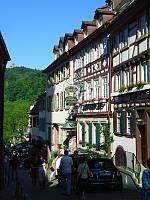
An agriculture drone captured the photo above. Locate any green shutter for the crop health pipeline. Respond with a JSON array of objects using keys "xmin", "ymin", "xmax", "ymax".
[
  {"xmin": 88, "ymin": 122, "xmax": 92, "ymax": 148},
  {"xmin": 81, "ymin": 123, "xmax": 85, "ymax": 146},
  {"xmin": 113, "ymin": 111, "xmax": 117, "ymax": 134},
  {"xmin": 130, "ymin": 109, "xmax": 136, "ymax": 137},
  {"xmin": 104, "ymin": 123, "xmax": 110, "ymax": 153},
  {"xmin": 120, "ymin": 111, "xmax": 126, "ymax": 135},
  {"xmin": 96, "ymin": 123, "xmax": 100, "ymax": 150}
]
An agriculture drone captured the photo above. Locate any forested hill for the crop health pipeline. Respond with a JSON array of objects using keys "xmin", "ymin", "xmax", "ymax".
[
  {"xmin": 5, "ymin": 66, "xmax": 46, "ymax": 102},
  {"xmin": 4, "ymin": 66, "xmax": 46, "ymax": 143}
]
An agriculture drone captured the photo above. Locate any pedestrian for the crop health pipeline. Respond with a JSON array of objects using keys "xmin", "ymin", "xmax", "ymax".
[
  {"xmin": 60, "ymin": 150, "xmax": 73, "ymax": 196},
  {"xmin": 50, "ymin": 153, "xmax": 58, "ymax": 181},
  {"xmin": 77, "ymin": 156, "xmax": 91, "ymax": 200},
  {"xmin": 142, "ymin": 158, "xmax": 150, "ymax": 200},
  {"xmin": 55, "ymin": 153, "xmax": 63, "ymax": 185},
  {"xmin": 37, "ymin": 155, "xmax": 48, "ymax": 188},
  {"xmin": 9, "ymin": 154, "xmax": 18, "ymax": 180},
  {"xmin": 29, "ymin": 159, "xmax": 38, "ymax": 186},
  {"xmin": 72, "ymin": 150, "xmax": 80, "ymax": 191},
  {"xmin": 4, "ymin": 153, "xmax": 10, "ymax": 185}
]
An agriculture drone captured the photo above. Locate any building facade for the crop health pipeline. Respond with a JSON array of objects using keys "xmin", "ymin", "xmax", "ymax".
[
  {"xmin": 111, "ymin": 0, "xmax": 150, "ymax": 167},
  {"xmin": 43, "ymin": 0, "xmax": 150, "ymax": 170},
  {"xmin": 0, "ymin": 32, "xmax": 10, "ymax": 189}
]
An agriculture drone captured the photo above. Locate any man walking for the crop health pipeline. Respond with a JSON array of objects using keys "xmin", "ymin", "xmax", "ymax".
[{"xmin": 60, "ymin": 150, "xmax": 73, "ymax": 196}]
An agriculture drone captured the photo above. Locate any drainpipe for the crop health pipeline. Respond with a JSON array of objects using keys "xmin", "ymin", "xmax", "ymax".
[
  {"xmin": 108, "ymin": 35, "xmax": 112, "ymax": 156},
  {"xmin": 0, "ymin": 60, "xmax": 7, "ymax": 190}
]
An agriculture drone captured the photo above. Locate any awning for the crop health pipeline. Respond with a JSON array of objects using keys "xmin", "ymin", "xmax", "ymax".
[{"xmin": 62, "ymin": 121, "xmax": 76, "ymax": 129}]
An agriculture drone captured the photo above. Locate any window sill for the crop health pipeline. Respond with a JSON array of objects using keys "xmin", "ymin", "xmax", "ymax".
[
  {"xmin": 136, "ymin": 34, "xmax": 148, "ymax": 43},
  {"xmin": 120, "ymin": 45, "xmax": 129, "ymax": 53},
  {"xmin": 112, "ymin": 51, "xmax": 119, "ymax": 57}
]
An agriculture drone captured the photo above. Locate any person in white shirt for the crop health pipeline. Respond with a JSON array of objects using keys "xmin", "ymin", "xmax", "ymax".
[{"xmin": 60, "ymin": 150, "xmax": 73, "ymax": 196}]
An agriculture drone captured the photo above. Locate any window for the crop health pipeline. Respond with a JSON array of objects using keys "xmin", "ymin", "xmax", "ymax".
[
  {"xmin": 95, "ymin": 44, "xmax": 100, "ymax": 60},
  {"xmin": 138, "ymin": 14, "xmax": 146, "ymax": 38},
  {"xmin": 94, "ymin": 79, "xmax": 100, "ymax": 98},
  {"xmin": 123, "ymin": 68, "xmax": 130, "ymax": 87},
  {"xmin": 58, "ymin": 69, "xmax": 61, "ymax": 81},
  {"xmin": 86, "ymin": 81, "xmax": 92, "ymax": 99},
  {"xmin": 117, "ymin": 113, "xmax": 121, "ymax": 133},
  {"xmin": 121, "ymin": 27, "xmax": 128, "ymax": 48},
  {"xmin": 132, "ymin": 66, "xmax": 137, "ymax": 84},
  {"xmin": 102, "ymin": 76, "xmax": 108, "ymax": 98},
  {"xmin": 113, "ymin": 33, "xmax": 119, "ymax": 52},
  {"xmin": 60, "ymin": 92, "xmax": 64, "ymax": 110},
  {"xmin": 141, "ymin": 63, "xmax": 148, "ymax": 83},
  {"xmin": 129, "ymin": 21, "xmax": 137, "ymax": 44},
  {"xmin": 114, "ymin": 73, "xmax": 121, "ymax": 92},
  {"xmin": 33, "ymin": 117, "xmax": 38, "ymax": 127},
  {"xmin": 56, "ymin": 93, "xmax": 59, "ymax": 111},
  {"xmin": 126, "ymin": 112, "xmax": 131, "ymax": 135},
  {"xmin": 132, "ymin": 65, "xmax": 140, "ymax": 84},
  {"xmin": 66, "ymin": 64, "xmax": 70, "ymax": 77},
  {"xmin": 102, "ymin": 37, "xmax": 108, "ymax": 55}
]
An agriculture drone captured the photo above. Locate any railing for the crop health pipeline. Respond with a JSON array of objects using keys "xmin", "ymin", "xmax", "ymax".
[{"xmin": 112, "ymin": 151, "xmax": 141, "ymax": 184}]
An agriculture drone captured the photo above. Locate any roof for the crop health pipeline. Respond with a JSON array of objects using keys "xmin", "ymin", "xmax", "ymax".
[
  {"xmin": 81, "ymin": 20, "xmax": 97, "ymax": 29},
  {"xmin": 94, "ymin": 8, "xmax": 115, "ymax": 19},
  {"xmin": 0, "ymin": 32, "xmax": 11, "ymax": 61},
  {"xmin": 53, "ymin": 45, "xmax": 59, "ymax": 53}
]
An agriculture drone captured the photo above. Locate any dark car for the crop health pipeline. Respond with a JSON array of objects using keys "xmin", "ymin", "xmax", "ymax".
[{"xmin": 87, "ymin": 158, "xmax": 123, "ymax": 190}]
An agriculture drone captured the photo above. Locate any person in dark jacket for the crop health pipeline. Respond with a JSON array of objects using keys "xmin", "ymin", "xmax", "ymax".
[{"xmin": 142, "ymin": 158, "xmax": 150, "ymax": 200}]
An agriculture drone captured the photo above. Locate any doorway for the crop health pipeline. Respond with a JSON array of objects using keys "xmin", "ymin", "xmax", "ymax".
[{"xmin": 137, "ymin": 125, "xmax": 147, "ymax": 166}]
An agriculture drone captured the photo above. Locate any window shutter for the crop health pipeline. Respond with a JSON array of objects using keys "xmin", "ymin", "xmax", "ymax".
[
  {"xmin": 54, "ymin": 95, "xmax": 56, "ymax": 111},
  {"xmin": 88, "ymin": 122, "xmax": 92, "ymax": 148},
  {"xmin": 130, "ymin": 109, "xmax": 136, "ymax": 137},
  {"xmin": 120, "ymin": 111, "xmax": 126, "ymax": 135},
  {"xmin": 81, "ymin": 123, "xmax": 85, "ymax": 146},
  {"xmin": 51, "ymin": 96, "xmax": 54, "ymax": 111},
  {"xmin": 60, "ymin": 92, "xmax": 62, "ymax": 110},
  {"xmin": 113, "ymin": 111, "xmax": 117, "ymax": 134},
  {"xmin": 96, "ymin": 123, "xmax": 100, "ymax": 150}
]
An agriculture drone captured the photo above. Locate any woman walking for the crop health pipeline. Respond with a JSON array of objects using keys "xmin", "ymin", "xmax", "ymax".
[{"xmin": 77, "ymin": 157, "xmax": 91, "ymax": 200}]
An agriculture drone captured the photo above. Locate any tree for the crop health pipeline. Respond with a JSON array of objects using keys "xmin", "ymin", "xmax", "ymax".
[{"xmin": 3, "ymin": 100, "xmax": 31, "ymax": 144}]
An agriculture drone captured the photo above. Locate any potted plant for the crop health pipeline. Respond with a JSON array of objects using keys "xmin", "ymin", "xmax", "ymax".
[
  {"xmin": 136, "ymin": 81, "xmax": 145, "ymax": 89},
  {"xmin": 119, "ymin": 85, "xmax": 127, "ymax": 93},
  {"xmin": 127, "ymin": 83, "xmax": 135, "ymax": 91}
]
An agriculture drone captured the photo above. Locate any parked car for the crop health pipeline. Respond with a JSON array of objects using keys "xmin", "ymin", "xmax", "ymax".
[{"xmin": 87, "ymin": 158, "xmax": 123, "ymax": 190}]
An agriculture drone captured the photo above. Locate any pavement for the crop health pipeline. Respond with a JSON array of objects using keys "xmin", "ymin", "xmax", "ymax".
[{"xmin": 0, "ymin": 168, "xmax": 143, "ymax": 200}]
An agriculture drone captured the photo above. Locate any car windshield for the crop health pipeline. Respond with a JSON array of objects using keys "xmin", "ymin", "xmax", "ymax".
[{"xmin": 88, "ymin": 159, "xmax": 115, "ymax": 169}]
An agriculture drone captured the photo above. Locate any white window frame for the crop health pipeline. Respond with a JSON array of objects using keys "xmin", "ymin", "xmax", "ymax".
[
  {"xmin": 126, "ymin": 112, "xmax": 131, "ymax": 135},
  {"xmin": 117, "ymin": 113, "xmax": 121, "ymax": 133},
  {"xmin": 102, "ymin": 76, "xmax": 108, "ymax": 98}
]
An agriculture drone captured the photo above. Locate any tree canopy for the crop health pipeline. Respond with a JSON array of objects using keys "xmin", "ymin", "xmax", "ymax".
[{"xmin": 4, "ymin": 66, "xmax": 46, "ymax": 144}]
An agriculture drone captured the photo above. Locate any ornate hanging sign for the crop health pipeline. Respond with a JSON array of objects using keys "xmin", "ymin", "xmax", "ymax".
[{"xmin": 65, "ymin": 86, "xmax": 78, "ymax": 95}]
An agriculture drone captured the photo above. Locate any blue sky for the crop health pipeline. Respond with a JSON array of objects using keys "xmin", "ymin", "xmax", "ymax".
[{"xmin": 0, "ymin": 0, "xmax": 105, "ymax": 70}]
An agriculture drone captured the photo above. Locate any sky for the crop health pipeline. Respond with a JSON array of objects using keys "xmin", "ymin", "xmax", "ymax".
[{"xmin": 0, "ymin": 0, "xmax": 106, "ymax": 70}]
